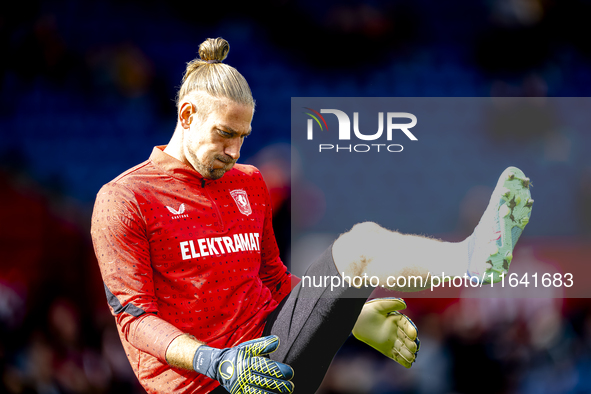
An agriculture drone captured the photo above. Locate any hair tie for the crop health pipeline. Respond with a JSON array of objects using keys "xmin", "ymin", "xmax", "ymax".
[{"xmin": 206, "ymin": 60, "xmax": 221, "ymax": 64}]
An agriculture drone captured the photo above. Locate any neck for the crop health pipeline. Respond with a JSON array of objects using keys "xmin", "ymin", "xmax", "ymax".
[{"xmin": 164, "ymin": 124, "xmax": 188, "ymax": 166}]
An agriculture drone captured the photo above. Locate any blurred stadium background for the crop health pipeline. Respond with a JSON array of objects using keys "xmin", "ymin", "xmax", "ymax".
[{"xmin": 1, "ymin": 1, "xmax": 591, "ymax": 393}]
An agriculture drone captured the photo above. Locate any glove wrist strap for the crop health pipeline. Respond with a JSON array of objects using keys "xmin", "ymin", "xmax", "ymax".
[{"xmin": 193, "ymin": 345, "xmax": 216, "ymax": 378}]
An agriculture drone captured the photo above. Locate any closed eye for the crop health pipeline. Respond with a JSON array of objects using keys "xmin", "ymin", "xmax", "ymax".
[{"xmin": 217, "ymin": 127, "xmax": 251, "ymax": 139}]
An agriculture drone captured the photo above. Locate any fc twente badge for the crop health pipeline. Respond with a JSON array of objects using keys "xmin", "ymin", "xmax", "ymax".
[{"xmin": 230, "ymin": 189, "xmax": 252, "ymax": 216}]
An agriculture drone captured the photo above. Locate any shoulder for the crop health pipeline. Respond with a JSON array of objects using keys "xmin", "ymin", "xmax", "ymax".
[
  {"xmin": 97, "ymin": 158, "xmax": 157, "ymax": 195},
  {"xmin": 227, "ymin": 164, "xmax": 265, "ymax": 183},
  {"xmin": 94, "ymin": 159, "xmax": 155, "ymax": 205},
  {"xmin": 231, "ymin": 163, "xmax": 260, "ymax": 176},
  {"xmin": 110, "ymin": 159, "xmax": 153, "ymax": 185}
]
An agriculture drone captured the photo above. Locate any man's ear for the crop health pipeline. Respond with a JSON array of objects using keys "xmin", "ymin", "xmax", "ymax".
[{"xmin": 178, "ymin": 100, "xmax": 195, "ymax": 129}]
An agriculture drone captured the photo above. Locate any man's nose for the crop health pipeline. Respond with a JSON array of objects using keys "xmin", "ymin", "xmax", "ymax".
[{"xmin": 225, "ymin": 138, "xmax": 241, "ymax": 160}]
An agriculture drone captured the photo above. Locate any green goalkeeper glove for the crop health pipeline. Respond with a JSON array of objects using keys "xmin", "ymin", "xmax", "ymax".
[
  {"xmin": 193, "ymin": 335, "xmax": 294, "ymax": 394},
  {"xmin": 352, "ymin": 297, "xmax": 420, "ymax": 368}
]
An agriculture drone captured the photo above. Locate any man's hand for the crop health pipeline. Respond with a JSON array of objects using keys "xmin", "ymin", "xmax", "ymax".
[
  {"xmin": 352, "ymin": 297, "xmax": 420, "ymax": 368},
  {"xmin": 193, "ymin": 335, "xmax": 294, "ymax": 394}
]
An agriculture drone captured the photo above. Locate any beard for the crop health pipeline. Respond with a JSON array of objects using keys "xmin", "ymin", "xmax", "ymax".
[{"xmin": 193, "ymin": 154, "xmax": 236, "ymax": 180}]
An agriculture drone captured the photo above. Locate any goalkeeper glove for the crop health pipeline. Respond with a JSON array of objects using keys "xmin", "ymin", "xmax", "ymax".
[
  {"xmin": 352, "ymin": 297, "xmax": 420, "ymax": 368},
  {"xmin": 193, "ymin": 335, "xmax": 294, "ymax": 394}
]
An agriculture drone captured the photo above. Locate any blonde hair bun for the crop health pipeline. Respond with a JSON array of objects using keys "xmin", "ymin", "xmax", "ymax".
[
  {"xmin": 199, "ymin": 38, "xmax": 229, "ymax": 63},
  {"xmin": 176, "ymin": 37, "xmax": 254, "ymax": 113}
]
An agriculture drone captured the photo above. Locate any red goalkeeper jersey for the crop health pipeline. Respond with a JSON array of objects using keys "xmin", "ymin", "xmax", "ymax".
[{"xmin": 91, "ymin": 146, "xmax": 293, "ymax": 393}]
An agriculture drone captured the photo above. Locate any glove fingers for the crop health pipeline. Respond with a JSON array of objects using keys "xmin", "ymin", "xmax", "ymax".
[
  {"xmin": 392, "ymin": 313, "xmax": 420, "ymax": 366},
  {"xmin": 394, "ymin": 338, "xmax": 416, "ymax": 362},
  {"xmin": 241, "ymin": 386, "xmax": 285, "ymax": 394},
  {"xmin": 237, "ymin": 374, "xmax": 294, "ymax": 394},
  {"xmin": 401, "ymin": 313, "xmax": 419, "ymax": 338},
  {"xmin": 391, "ymin": 312, "xmax": 418, "ymax": 342},
  {"xmin": 405, "ymin": 336, "xmax": 419, "ymax": 353},
  {"xmin": 241, "ymin": 335, "xmax": 281, "ymax": 357},
  {"xmin": 391, "ymin": 347, "xmax": 413, "ymax": 369},
  {"xmin": 399, "ymin": 313, "xmax": 420, "ymax": 353},
  {"xmin": 248, "ymin": 357, "xmax": 295, "ymax": 381}
]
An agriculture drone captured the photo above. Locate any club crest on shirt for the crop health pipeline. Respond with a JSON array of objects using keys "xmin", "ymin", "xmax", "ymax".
[{"xmin": 230, "ymin": 189, "xmax": 252, "ymax": 216}]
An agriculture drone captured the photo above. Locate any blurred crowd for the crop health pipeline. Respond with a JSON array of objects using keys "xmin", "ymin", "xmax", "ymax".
[{"xmin": 2, "ymin": 0, "xmax": 591, "ymax": 393}]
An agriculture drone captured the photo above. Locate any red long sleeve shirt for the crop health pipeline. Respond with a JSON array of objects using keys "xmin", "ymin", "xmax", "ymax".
[{"xmin": 91, "ymin": 146, "xmax": 293, "ymax": 393}]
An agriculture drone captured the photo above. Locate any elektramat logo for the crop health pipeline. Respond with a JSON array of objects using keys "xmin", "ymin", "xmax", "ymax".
[{"xmin": 303, "ymin": 108, "xmax": 417, "ymax": 153}]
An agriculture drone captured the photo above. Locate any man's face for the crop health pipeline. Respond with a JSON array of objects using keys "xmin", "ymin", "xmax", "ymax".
[{"xmin": 183, "ymin": 99, "xmax": 253, "ymax": 180}]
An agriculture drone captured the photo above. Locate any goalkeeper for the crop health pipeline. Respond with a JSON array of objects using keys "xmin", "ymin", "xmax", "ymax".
[{"xmin": 91, "ymin": 37, "xmax": 533, "ymax": 393}]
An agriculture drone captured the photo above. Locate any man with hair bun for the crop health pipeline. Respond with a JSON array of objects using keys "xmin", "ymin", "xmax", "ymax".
[{"xmin": 91, "ymin": 37, "xmax": 533, "ymax": 393}]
